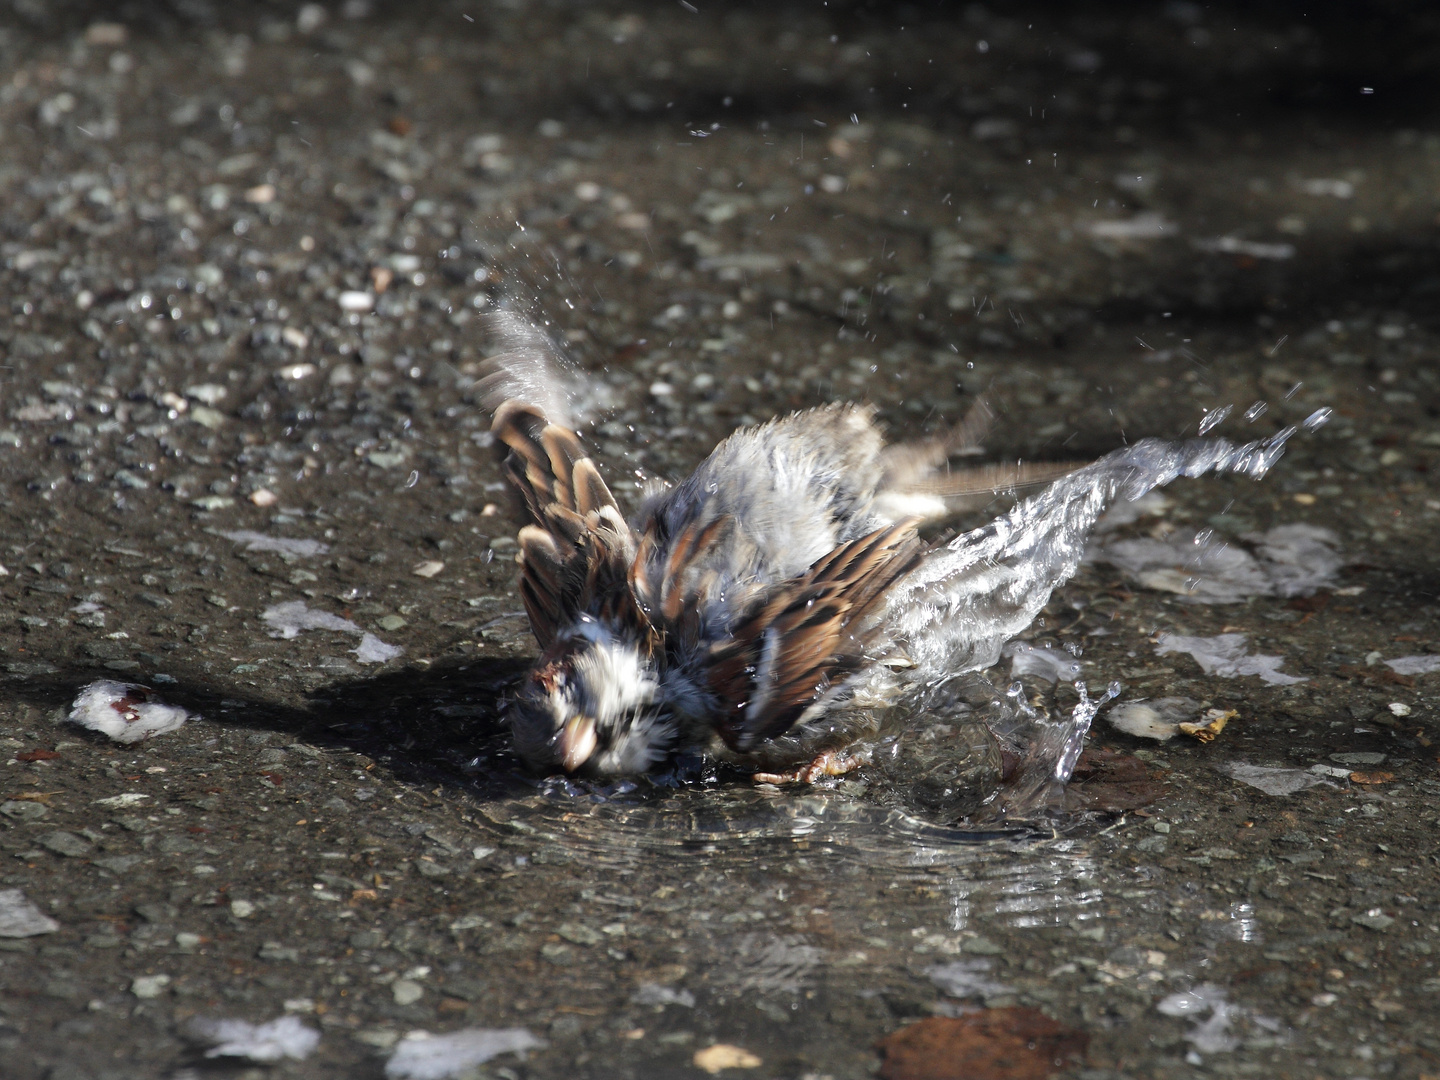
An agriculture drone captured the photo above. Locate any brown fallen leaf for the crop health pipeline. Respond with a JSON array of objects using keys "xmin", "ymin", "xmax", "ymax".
[
  {"xmin": 17, "ymin": 750, "xmax": 60, "ymax": 762},
  {"xmin": 693, "ymin": 1043, "xmax": 762, "ymax": 1074},
  {"xmin": 1349, "ymin": 770, "xmax": 1395, "ymax": 785},
  {"xmin": 877, "ymin": 1009, "xmax": 1088, "ymax": 1080},
  {"xmin": 1179, "ymin": 708, "xmax": 1235, "ymax": 743}
]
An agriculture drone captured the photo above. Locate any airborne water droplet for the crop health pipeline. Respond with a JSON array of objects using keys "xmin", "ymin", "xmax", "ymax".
[
  {"xmin": 1198, "ymin": 405, "xmax": 1232, "ymax": 435},
  {"xmin": 1303, "ymin": 406, "xmax": 1333, "ymax": 431},
  {"xmin": 1243, "ymin": 400, "xmax": 1268, "ymax": 422}
]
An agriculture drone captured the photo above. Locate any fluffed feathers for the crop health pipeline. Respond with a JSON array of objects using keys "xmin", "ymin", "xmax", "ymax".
[{"xmin": 478, "ymin": 314, "xmax": 1085, "ymax": 776}]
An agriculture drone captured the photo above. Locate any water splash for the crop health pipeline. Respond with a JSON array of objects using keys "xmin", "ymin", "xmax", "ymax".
[
  {"xmin": 1157, "ymin": 984, "xmax": 1242, "ymax": 1054},
  {"xmin": 984, "ymin": 680, "xmax": 1123, "ymax": 818},
  {"xmin": 864, "ymin": 429, "xmax": 1300, "ymax": 817},
  {"xmin": 1198, "ymin": 405, "xmax": 1232, "ymax": 434},
  {"xmin": 884, "ymin": 430, "xmax": 1297, "ymax": 685}
]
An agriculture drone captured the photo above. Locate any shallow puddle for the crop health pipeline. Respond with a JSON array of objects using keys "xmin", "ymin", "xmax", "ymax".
[{"xmin": 0, "ymin": 4, "xmax": 1436, "ymax": 1079}]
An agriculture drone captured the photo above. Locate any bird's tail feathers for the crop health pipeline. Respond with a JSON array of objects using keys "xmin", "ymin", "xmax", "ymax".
[{"xmin": 876, "ymin": 400, "xmax": 1084, "ymax": 523}]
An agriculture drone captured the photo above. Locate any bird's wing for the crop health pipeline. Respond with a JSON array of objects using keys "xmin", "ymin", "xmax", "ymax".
[
  {"xmin": 491, "ymin": 400, "xmax": 618, "ymax": 526},
  {"xmin": 877, "ymin": 397, "xmax": 996, "ymax": 492},
  {"xmin": 491, "ymin": 403, "xmax": 652, "ymax": 651},
  {"xmin": 629, "ymin": 514, "xmax": 735, "ymax": 623},
  {"xmin": 476, "ymin": 309, "xmax": 596, "ymax": 431},
  {"xmin": 704, "ymin": 519, "xmax": 925, "ymax": 752},
  {"xmin": 901, "ymin": 460, "xmax": 1086, "ymax": 500},
  {"xmin": 478, "ymin": 308, "xmax": 656, "ymax": 652}
]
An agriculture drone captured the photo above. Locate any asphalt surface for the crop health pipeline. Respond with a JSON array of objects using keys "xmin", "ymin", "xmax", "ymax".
[{"xmin": 0, "ymin": 3, "xmax": 1437, "ymax": 1078}]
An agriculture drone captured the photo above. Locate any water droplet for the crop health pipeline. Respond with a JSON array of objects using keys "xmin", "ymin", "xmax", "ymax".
[
  {"xmin": 1243, "ymin": 400, "xmax": 1268, "ymax": 422},
  {"xmin": 1303, "ymin": 406, "xmax": 1332, "ymax": 431},
  {"xmin": 1198, "ymin": 405, "xmax": 1232, "ymax": 435},
  {"xmin": 1193, "ymin": 527, "xmax": 1213, "ymax": 545}
]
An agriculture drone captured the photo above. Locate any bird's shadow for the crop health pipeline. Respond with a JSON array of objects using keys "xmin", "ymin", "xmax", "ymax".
[{"xmin": 4, "ymin": 653, "xmax": 539, "ymax": 804}]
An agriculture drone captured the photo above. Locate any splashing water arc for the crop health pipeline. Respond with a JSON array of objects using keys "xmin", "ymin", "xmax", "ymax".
[{"xmin": 880, "ymin": 425, "xmax": 1306, "ymax": 791}]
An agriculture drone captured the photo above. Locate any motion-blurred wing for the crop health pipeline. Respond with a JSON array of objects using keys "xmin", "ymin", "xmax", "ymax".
[
  {"xmin": 876, "ymin": 398, "xmax": 1084, "ymax": 521},
  {"xmin": 481, "ymin": 316, "xmax": 649, "ymax": 651}
]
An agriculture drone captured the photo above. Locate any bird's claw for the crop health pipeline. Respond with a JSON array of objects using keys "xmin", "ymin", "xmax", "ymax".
[{"xmin": 753, "ymin": 750, "xmax": 863, "ymax": 786}]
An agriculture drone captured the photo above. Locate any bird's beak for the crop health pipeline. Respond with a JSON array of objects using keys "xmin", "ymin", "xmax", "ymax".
[{"xmin": 558, "ymin": 715, "xmax": 598, "ymax": 772}]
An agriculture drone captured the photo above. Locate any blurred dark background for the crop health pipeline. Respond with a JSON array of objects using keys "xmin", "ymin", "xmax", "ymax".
[{"xmin": 2, "ymin": 0, "xmax": 1437, "ymax": 129}]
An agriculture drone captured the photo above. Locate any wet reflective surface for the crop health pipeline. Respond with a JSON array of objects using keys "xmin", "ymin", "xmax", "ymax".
[{"xmin": 0, "ymin": 3, "xmax": 1437, "ymax": 1078}]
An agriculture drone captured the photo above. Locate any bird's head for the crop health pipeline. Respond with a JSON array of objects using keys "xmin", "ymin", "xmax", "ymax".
[{"xmin": 509, "ymin": 615, "xmax": 674, "ymax": 776}]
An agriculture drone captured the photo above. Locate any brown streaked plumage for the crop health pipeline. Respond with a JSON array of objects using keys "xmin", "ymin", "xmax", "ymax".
[{"xmin": 479, "ymin": 309, "xmax": 1084, "ymax": 778}]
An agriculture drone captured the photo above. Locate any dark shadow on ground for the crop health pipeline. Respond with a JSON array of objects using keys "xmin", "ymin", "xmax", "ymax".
[{"xmin": 2, "ymin": 653, "xmax": 536, "ymax": 801}]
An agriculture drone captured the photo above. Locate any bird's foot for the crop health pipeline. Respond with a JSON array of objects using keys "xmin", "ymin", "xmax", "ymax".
[{"xmin": 753, "ymin": 750, "xmax": 863, "ymax": 786}]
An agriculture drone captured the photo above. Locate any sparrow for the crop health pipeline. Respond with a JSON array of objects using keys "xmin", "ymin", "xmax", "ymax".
[{"xmin": 477, "ymin": 311, "xmax": 1077, "ymax": 780}]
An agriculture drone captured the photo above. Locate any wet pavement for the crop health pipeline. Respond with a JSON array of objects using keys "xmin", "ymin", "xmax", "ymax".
[{"xmin": 0, "ymin": 2, "xmax": 1437, "ymax": 1078}]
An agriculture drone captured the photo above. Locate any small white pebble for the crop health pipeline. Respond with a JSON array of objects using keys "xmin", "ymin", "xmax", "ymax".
[
  {"xmin": 249, "ymin": 489, "xmax": 278, "ymax": 507},
  {"xmin": 244, "ymin": 184, "xmax": 276, "ymax": 204},
  {"xmin": 184, "ymin": 383, "xmax": 227, "ymax": 406},
  {"xmin": 1388, "ymin": 702, "xmax": 1412, "ymax": 717},
  {"xmin": 338, "ymin": 291, "xmax": 375, "ymax": 313},
  {"xmin": 649, "ymin": 382, "xmax": 674, "ymax": 397},
  {"xmin": 412, "ymin": 560, "xmax": 445, "ymax": 579},
  {"xmin": 131, "ymin": 974, "xmax": 171, "ymax": 999},
  {"xmin": 281, "ymin": 327, "xmax": 309, "ymax": 349},
  {"xmin": 574, "ymin": 181, "xmax": 602, "ymax": 202},
  {"xmin": 391, "ymin": 979, "xmax": 424, "ymax": 1006}
]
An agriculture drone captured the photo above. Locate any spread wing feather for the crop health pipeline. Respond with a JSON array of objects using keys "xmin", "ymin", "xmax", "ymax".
[
  {"xmin": 484, "ymin": 328, "xmax": 650, "ymax": 651},
  {"xmin": 706, "ymin": 518, "xmax": 925, "ymax": 751}
]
